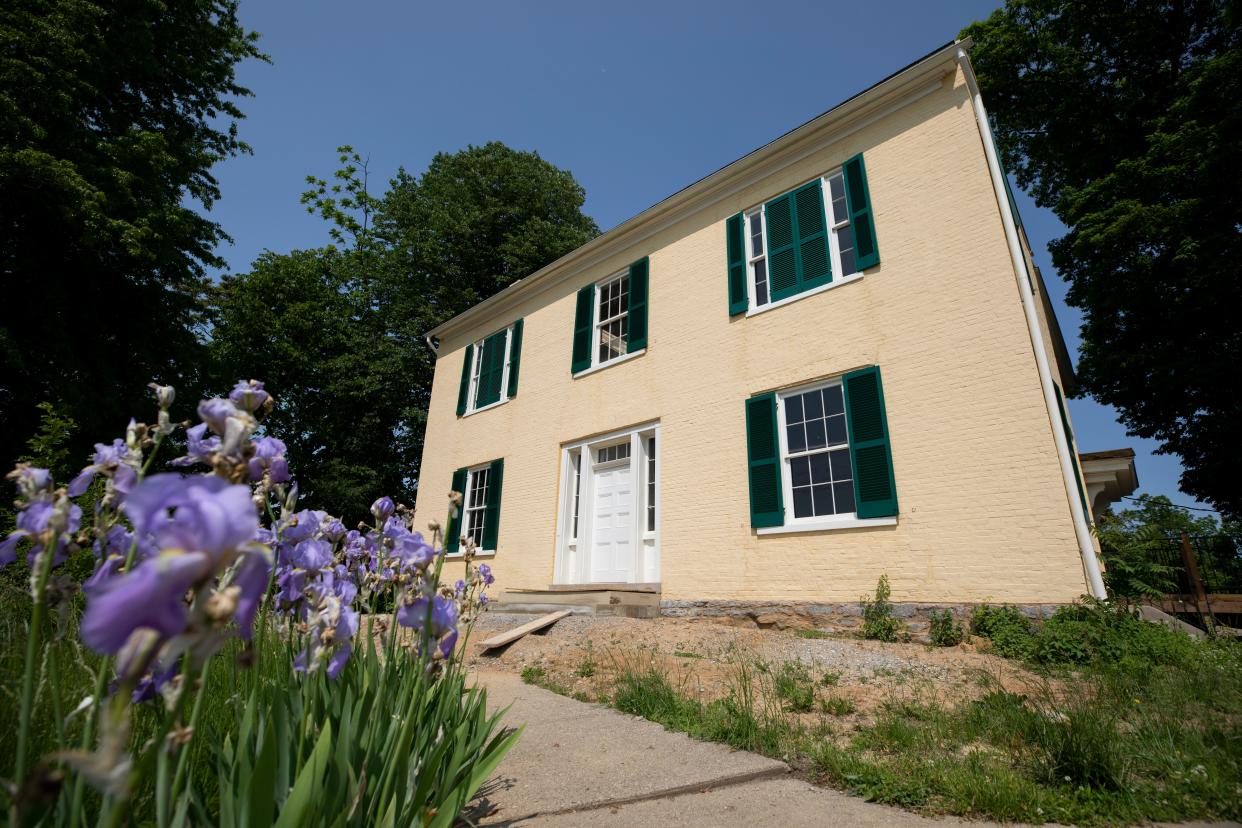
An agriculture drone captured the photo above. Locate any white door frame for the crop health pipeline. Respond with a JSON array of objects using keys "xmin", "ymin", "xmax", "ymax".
[{"xmin": 554, "ymin": 421, "xmax": 660, "ymax": 585}]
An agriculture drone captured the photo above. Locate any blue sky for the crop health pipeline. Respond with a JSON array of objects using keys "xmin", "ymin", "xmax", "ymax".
[{"xmin": 206, "ymin": 0, "xmax": 1209, "ymax": 513}]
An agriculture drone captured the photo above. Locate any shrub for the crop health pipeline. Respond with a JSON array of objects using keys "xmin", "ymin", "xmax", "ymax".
[
  {"xmin": 928, "ymin": 609, "xmax": 965, "ymax": 646},
  {"xmin": 1030, "ymin": 600, "xmax": 1198, "ymax": 669},
  {"xmin": 520, "ymin": 665, "xmax": 547, "ymax": 684},
  {"xmin": 970, "ymin": 604, "xmax": 1036, "ymax": 659},
  {"xmin": 775, "ymin": 660, "xmax": 817, "ymax": 712},
  {"xmin": 862, "ymin": 575, "xmax": 907, "ymax": 642}
]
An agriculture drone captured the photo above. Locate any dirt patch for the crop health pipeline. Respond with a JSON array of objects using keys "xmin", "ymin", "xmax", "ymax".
[{"xmin": 464, "ymin": 612, "xmax": 1050, "ymax": 724}]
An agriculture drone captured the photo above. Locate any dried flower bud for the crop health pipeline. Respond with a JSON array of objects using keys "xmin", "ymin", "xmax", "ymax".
[{"xmin": 148, "ymin": 383, "xmax": 176, "ymax": 410}]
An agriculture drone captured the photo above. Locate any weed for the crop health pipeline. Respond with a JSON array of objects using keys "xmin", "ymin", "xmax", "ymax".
[
  {"xmin": 820, "ymin": 669, "xmax": 841, "ymax": 686},
  {"xmin": 774, "ymin": 660, "xmax": 817, "ymax": 712},
  {"xmin": 970, "ymin": 604, "xmax": 1036, "ymax": 659},
  {"xmin": 820, "ymin": 694, "xmax": 856, "ymax": 716},
  {"xmin": 861, "ymin": 574, "xmax": 907, "ymax": 642},
  {"xmin": 520, "ymin": 665, "xmax": 546, "ymax": 685},
  {"xmin": 575, "ymin": 641, "xmax": 597, "ymax": 677},
  {"xmin": 795, "ymin": 629, "xmax": 832, "ymax": 639},
  {"xmin": 928, "ymin": 609, "xmax": 965, "ymax": 646}
]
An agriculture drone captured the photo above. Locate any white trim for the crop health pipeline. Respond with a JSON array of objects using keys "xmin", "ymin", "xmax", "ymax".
[
  {"xmin": 554, "ymin": 421, "xmax": 661, "ymax": 585},
  {"xmin": 444, "ymin": 551, "xmax": 496, "ymax": 560},
  {"xmin": 774, "ymin": 378, "xmax": 856, "ymax": 524},
  {"xmin": 460, "ymin": 462, "xmax": 495, "ymax": 554},
  {"xmin": 572, "ymin": 347, "xmax": 645, "ymax": 378},
  {"xmin": 744, "ymin": 273, "xmax": 865, "ymax": 318},
  {"xmin": 426, "ymin": 49, "xmax": 959, "ymax": 342},
  {"xmin": 956, "ymin": 48, "xmax": 1105, "ymax": 600},
  {"xmin": 462, "ymin": 397, "xmax": 510, "ymax": 418},
  {"xmin": 757, "ymin": 516, "xmax": 896, "ymax": 535}
]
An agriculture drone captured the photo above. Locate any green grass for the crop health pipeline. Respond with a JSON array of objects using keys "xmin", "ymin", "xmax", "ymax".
[
  {"xmin": 597, "ymin": 602, "xmax": 1242, "ymax": 826},
  {"xmin": 672, "ymin": 650, "xmax": 705, "ymax": 659},
  {"xmin": 794, "ymin": 629, "xmax": 833, "ymax": 640}
]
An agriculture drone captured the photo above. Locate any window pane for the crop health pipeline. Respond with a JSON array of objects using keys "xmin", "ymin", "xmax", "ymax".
[
  {"xmin": 833, "ymin": 481, "xmax": 856, "ymax": 514},
  {"xmin": 790, "ymin": 456, "xmax": 811, "ymax": 487},
  {"xmin": 829, "ymin": 448, "xmax": 852, "ymax": 481},
  {"xmin": 809, "ymin": 452, "xmax": 831, "ymax": 484},
  {"xmin": 826, "ymin": 414, "xmax": 847, "ymax": 445},
  {"xmin": 823, "ymin": 385, "xmax": 844, "ymax": 416},
  {"xmin": 837, "ymin": 225, "xmax": 857, "ymax": 275},
  {"xmin": 812, "ymin": 483, "xmax": 835, "ymax": 515},
  {"xmin": 784, "ymin": 394, "xmax": 803, "ymax": 425},
  {"xmin": 803, "ymin": 390, "xmax": 823, "ymax": 420},
  {"xmin": 805, "ymin": 418, "xmax": 826, "ymax": 450},
  {"xmin": 786, "ymin": 423, "xmax": 806, "ymax": 453},
  {"xmin": 756, "ymin": 278, "xmax": 769, "ymax": 306},
  {"xmin": 748, "ymin": 212, "xmax": 764, "ymax": 257},
  {"xmin": 793, "ymin": 487, "xmax": 814, "ymax": 518}
]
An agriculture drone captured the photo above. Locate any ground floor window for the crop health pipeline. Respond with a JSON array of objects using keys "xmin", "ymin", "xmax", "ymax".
[
  {"xmin": 780, "ymin": 381, "xmax": 855, "ymax": 519},
  {"xmin": 464, "ymin": 465, "xmax": 490, "ymax": 548}
]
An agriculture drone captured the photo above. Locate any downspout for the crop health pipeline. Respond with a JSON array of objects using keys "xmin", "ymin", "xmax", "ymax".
[
  {"xmin": 955, "ymin": 46, "xmax": 1107, "ymax": 599},
  {"xmin": 422, "ymin": 334, "xmax": 440, "ymax": 358}
]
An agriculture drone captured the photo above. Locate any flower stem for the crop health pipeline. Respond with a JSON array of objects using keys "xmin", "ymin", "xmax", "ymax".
[
  {"xmin": 166, "ymin": 658, "xmax": 211, "ymax": 823},
  {"xmin": 13, "ymin": 528, "xmax": 62, "ymax": 810}
]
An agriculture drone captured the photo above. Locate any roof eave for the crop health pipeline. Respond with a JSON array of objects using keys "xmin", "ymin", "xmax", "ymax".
[{"xmin": 427, "ymin": 38, "xmax": 969, "ymax": 342}]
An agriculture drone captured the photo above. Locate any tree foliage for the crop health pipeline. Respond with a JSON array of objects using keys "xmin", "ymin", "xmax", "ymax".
[
  {"xmin": 0, "ymin": 0, "xmax": 264, "ymax": 473},
  {"xmin": 209, "ymin": 144, "xmax": 598, "ymax": 518},
  {"xmin": 963, "ymin": 1, "xmax": 1242, "ymax": 518}
]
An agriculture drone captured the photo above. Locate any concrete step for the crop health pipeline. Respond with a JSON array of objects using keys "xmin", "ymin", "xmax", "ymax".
[{"xmin": 495, "ymin": 587, "xmax": 661, "ymax": 618}]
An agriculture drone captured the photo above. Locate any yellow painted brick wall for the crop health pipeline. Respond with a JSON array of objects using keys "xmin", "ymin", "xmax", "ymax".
[{"xmin": 415, "ymin": 67, "xmax": 1091, "ymax": 604}]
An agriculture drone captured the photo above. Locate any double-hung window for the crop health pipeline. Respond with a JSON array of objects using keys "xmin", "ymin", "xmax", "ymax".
[
  {"xmin": 727, "ymin": 153, "xmax": 879, "ymax": 316},
  {"xmin": 456, "ymin": 319, "xmax": 524, "ymax": 417},
  {"xmin": 570, "ymin": 258, "xmax": 649, "ymax": 374},
  {"xmin": 447, "ymin": 458, "xmax": 505, "ymax": 554},
  {"xmin": 745, "ymin": 366, "xmax": 897, "ymax": 531}
]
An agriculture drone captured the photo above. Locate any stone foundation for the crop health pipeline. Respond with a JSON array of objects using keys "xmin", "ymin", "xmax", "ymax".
[{"xmin": 659, "ymin": 599, "xmax": 1063, "ymax": 638}]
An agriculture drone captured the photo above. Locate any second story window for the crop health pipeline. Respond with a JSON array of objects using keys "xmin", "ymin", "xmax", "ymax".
[
  {"xmin": 456, "ymin": 319, "xmax": 524, "ymax": 417},
  {"xmin": 596, "ymin": 271, "xmax": 630, "ymax": 365},
  {"xmin": 726, "ymin": 152, "xmax": 878, "ymax": 317}
]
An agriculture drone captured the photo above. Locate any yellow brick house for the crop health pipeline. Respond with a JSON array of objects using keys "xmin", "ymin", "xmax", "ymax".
[{"xmin": 414, "ymin": 40, "xmax": 1110, "ymax": 618}]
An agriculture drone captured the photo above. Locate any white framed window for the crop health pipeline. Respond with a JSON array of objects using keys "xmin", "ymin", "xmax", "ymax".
[
  {"xmin": 776, "ymin": 379, "xmax": 856, "ymax": 524},
  {"xmin": 464, "ymin": 323, "xmax": 516, "ymax": 415},
  {"xmin": 747, "ymin": 168, "xmax": 859, "ymax": 311},
  {"xmin": 593, "ymin": 271, "xmax": 630, "ymax": 367},
  {"xmin": 645, "ymin": 435, "xmax": 656, "ymax": 534},
  {"xmin": 463, "ymin": 464, "xmax": 491, "ymax": 549}
]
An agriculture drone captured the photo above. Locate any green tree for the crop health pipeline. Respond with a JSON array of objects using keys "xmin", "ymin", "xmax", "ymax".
[
  {"xmin": 963, "ymin": 1, "xmax": 1242, "ymax": 519},
  {"xmin": 0, "ymin": 0, "xmax": 264, "ymax": 473},
  {"xmin": 209, "ymin": 144, "xmax": 598, "ymax": 518}
]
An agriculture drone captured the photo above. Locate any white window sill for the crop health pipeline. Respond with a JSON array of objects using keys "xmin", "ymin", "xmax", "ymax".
[
  {"xmin": 444, "ymin": 550, "xmax": 496, "ymax": 559},
  {"xmin": 756, "ymin": 515, "xmax": 896, "ymax": 535},
  {"xmin": 572, "ymin": 348, "xmax": 646, "ymax": 379},
  {"xmin": 462, "ymin": 397, "xmax": 510, "ymax": 418},
  {"xmin": 745, "ymin": 272, "xmax": 865, "ymax": 318}
]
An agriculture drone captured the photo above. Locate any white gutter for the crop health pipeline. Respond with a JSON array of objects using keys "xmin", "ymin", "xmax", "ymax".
[{"xmin": 956, "ymin": 47, "xmax": 1107, "ymax": 600}]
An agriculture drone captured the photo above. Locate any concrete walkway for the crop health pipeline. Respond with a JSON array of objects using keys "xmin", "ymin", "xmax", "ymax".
[{"xmin": 469, "ymin": 670, "xmax": 982, "ymax": 827}]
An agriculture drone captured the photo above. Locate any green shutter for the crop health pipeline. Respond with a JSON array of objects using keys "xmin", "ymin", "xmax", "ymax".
[
  {"xmin": 482, "ymin": 458, "xmax": 504, "ymax": 551},
  {"xmin": 745, "ymin": 392, "xmax": 784, "ymax": 528},
  {"xmin": 764, "ymin": 193, "xmax": 799, "ymax": 302},
  {"xmin": 506, "ymin": 319, "xmax": 523, "ymax": 398},
  {"xmin": 571, "ymin": 284, "xmax": 594, "ymax": 374},
  {"xmin": 842, "ymin": 153, "xmax": 880, "ymax": 271},
  {"xmin": 1054, "ymin": 383, "xmax": 1091, "ymax": 524},
  {"xmin": 726, "ymin": 212, "xmax": 748, "ymax": 315},
  {"xmin": 446, "ymin": 467, "xmax": 467, "ymax": 553},
  {"xmin": 475, "ymin": 330, "xmax": 506, "ymax": 408},
  {"xmin": 627, "ymin": 257, "xmax": 648, "ymax": 352},
  {"xmin": 843, "ymin": 366, "xmax": 897, "ymax": 518},
  {"xmin": 793, "ymin": 180, "xmax": 832, "ymax": 291},
  {"xmin": 455, "ymin": 344, "xmax": 474, "ymax": 417}
]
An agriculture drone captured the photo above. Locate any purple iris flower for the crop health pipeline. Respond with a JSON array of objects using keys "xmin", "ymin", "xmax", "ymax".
[
  {"xmin": 247, "ymin": 436, "xmax": 290, "ymax": 484},
  {"xmin": 171, "ymin": 423, "xmax": 221, "ymax": 468},
  {"xmin": 123, "ymin": 474, "xmax": 257, "ymax": 562},
  {"xmin": 276, "ymin": 566, "xmax": 307, "ymax": 605},
  {"xmin": 131, "ymin": 662, "xmax": 179, "ymax": 704},
  {"xmin": 393, "ymin": 533, "xmax": 435, "ymax": 572},
  {"xmin": 437, "ymin": 629, "xmax": 458, "ymax": 659},
  {"xmin": 197, "ymin": 398, "xmax": 240, "ymax": 436},
  {"xmin": 397, "ymin": 594, "xmax": 457, "ymax": 638},
  {"xmin": 84, "ymin": 555, "xmax": 125, "ymax": 591},
  {"xmin": 371, "ymin": 496, "xmax": 395, "ymax": 524},
  {"xmin": 232, "ymin": 551, "xmax": 272, "ymax": 640},
  {"xmin": 291, "ymin": 538, "xmax": 332, "ymax": 570},
  {"xmin": 454, "ymin": 579, "xmax": 466, "ymax": 596},
  {"xmin": 321, "ymin": 518, "xmax": 347, "ymax": 543},
  {"xmin": 229, "ymin": 380, "xmax": 270, "ymax": 414},
  {"xmin": 80, "ymin": 552, "xmax": 208, "ymax": 653},
  {"xmin": 327, "ymin": 607, "xmax": 359, "ymax": 678},
  {"xmin": 67, "ymin": 440, "xmax": 134, "ymax": 497},
  {"xmin": 1, "ymin": 500, "xmax": 83, "ymax": 568},
  {"xmin": 479, "ymin": 563, "xmax": 495, "ymax": 586},
  {"xmin": 281, "ymin": 509, "xmax": 321, "ymax": 542}
]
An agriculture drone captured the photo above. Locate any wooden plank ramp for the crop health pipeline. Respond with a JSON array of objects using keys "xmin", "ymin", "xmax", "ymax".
[{"xmin": 479, "ymin": 610, "xmax": 572, "ymax": 651}]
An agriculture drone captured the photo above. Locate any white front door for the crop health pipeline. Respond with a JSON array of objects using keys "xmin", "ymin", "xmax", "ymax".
[{"xmin": 589, "ymin": 460, "xmax": 635, "ymax": 582}]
